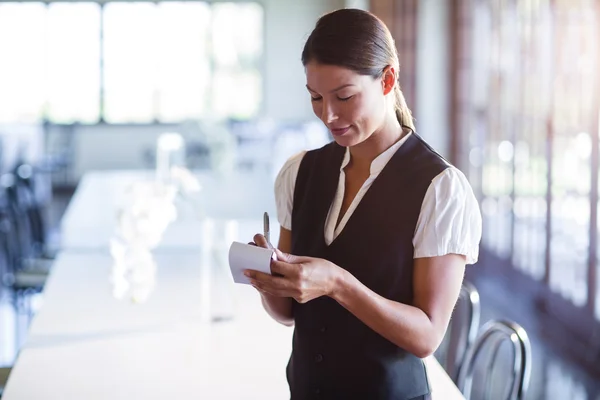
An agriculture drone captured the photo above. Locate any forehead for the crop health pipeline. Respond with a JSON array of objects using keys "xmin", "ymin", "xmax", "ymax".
[{"xmin": 305, "ymin": 62, "xmax": 370, "ymax": 92}]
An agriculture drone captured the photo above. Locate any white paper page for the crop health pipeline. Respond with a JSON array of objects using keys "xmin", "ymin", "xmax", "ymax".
[{"xmin": 228, "ymin": 241, "xmax": 274, "ymax": 284}]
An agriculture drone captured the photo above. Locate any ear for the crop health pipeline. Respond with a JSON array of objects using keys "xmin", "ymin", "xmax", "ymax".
[{"xmin": 381, "ymin": 66, "xmax": 396, "ymax": 96}]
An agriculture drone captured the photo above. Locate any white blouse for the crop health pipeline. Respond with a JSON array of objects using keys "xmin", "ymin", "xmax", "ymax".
[{"xmin": 274, "ymin": 132, "xmax": 482, "ymax": 265}]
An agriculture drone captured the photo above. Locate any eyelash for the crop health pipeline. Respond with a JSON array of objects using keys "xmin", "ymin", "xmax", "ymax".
[{"xmin": 310, "ymin": 95, "xmax": 354, "ymax": 102}]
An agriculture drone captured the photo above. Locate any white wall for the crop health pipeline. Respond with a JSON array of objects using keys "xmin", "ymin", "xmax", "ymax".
[
  {"xmin": 415, "ymin": 0, "xmax": 451, "ymax": 159},
  {"xmin": 62, "ymin": 0, "xmax": 344, "ymax": 181}
]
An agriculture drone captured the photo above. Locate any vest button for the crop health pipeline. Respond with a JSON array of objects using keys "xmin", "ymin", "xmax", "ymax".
[
  {"xmin": 320, "ymin": 326, "xmax": 326, "ymax": 333},
  {"xmin": 315, "ymin": 353, "xmax": 323, "ymax": 363},
  {"xmin": 315, "ymin": 388, "xmax": 321, "ymax": 395}
]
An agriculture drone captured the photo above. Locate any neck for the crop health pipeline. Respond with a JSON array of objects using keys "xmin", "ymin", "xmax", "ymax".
[{"xmin": 348, "ymin": 117, "xmax": 406, "ymax": 171}]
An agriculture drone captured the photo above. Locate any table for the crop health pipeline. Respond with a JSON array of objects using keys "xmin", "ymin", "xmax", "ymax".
[
  {"xmin": 5, "ymin": 251, "xmax": 292, "ymax": 399},
  {"xmin": 4, "ymin": 169, "xmax": 464, "ymax": 399},
  {"xmin": 4, "ymin": 251, "xmax": 464, "ymax": 399},
  {"xmin": 60, "ymin": 170, "xmax": 278, "ymax": 251}
]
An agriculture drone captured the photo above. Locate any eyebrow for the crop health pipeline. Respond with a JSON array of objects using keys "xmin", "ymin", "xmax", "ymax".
[{"xmin": 306, "ymin": 83, "xmax": 355, "ymax": 93}]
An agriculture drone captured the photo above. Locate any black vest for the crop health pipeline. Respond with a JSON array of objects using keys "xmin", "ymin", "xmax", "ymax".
[{"xmin": 287, "ymin": 133, "xmax": 449, "ymax": 400}]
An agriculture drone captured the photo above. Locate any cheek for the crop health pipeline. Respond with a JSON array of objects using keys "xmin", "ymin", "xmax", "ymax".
[
  {"xmin": 350, "ymin": 95, "xmax": 382, "ymax": 128},
  {"xmin": 311, "ymin": 102, "xmax": 322, "ymax": 118}
]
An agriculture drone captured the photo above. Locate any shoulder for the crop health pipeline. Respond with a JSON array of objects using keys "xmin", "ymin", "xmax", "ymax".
[
  {"xmin": 275, "ymin": 151, "xmax": 307, "ymax": 190},
  {"xmin": 274, "ymin": 151, "xmax": 307, "ymax": 230},
  {"xmin": 415, "ymin": 166, "xmax": 482, "ymax": 264},
  {"xmin": 301, "ymin": 141, "xmax": 342, "ymax": 165},
  {"xmin": 399, "ymin": 133, "xmax": 451, "ymax": 182},
  {"xmin": 431, "ymin": 165, "xmax": 475, "ymax": 199},
  {"xmin": 287, "ymin": 141, "xmax": 342, "ymax": 184}
]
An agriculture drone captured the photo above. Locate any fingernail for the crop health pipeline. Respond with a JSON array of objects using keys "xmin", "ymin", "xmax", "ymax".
[{"xmin": 244, "ymin": 271, "xmax": 251, "ymax": 277}]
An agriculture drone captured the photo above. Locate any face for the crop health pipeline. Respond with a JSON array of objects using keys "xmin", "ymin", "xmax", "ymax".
[{"xmin": 305, "ymin": 62, "xmax": 393, "ymax": 148}]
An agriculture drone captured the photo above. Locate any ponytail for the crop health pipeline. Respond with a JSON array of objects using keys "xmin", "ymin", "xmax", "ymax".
[{"xmin": 393, "ymin": 83, "xmax": 415, "ymax": 131}]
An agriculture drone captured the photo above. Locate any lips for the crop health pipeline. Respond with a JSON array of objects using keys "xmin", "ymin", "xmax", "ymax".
[{"xmin": 330, "ymin": 126, "xmax": 351, "ymax": 136}]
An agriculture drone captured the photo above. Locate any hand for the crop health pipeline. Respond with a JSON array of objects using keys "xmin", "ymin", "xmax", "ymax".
[{"xmin": 244, "ymin": 249, "xmax": 342, "ymax": 304}]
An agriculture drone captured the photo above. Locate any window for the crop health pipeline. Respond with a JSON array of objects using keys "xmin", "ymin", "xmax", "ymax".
[
  {"xmin": 0, "ymin": 3, "xmax": 47, "ymax": 123},
  {"xmin": 211, "ymin": 3, "xmax": 263, "ymax": 120},
  {"xmin": 48, "ymin": 3, "xmax": 101, "ymax": 123},
  {"xmin": 0, "ymin": 1, "xmax": 263, "ymax": 124},
  {"xmin": 462, "ymin": 0, "xmax": 600, "ymax": 323}
]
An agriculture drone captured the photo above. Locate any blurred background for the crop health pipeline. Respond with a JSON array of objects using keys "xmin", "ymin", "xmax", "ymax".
[{"xmin": 0, "ymin": 0, "xmax": 598, "ymax": 399}]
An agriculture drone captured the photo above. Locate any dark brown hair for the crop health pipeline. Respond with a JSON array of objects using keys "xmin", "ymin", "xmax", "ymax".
[{"xmin": 302, "ymin": 8, "xmax": 415, "ymax": 130}]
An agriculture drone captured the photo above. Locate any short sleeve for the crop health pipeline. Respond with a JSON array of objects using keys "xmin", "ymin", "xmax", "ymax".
[
  {"xmin": 274, "ymin": 151, "xmax": 306, "ymax": 230},
  {"xmin": 413, "ymin": 167, "xmax": 482, "ymax": 265}
]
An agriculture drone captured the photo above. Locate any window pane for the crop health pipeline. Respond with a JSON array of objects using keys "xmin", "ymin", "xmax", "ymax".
[
  {"xmin": 548, "ymin": 1, "xmax": 595, "ymax": 308},
  {"xmin": 213, "ymin": 70, "xmax": 261, "ymax": 120},
  {"xmin": 47, "ymin": 3, "xmax": 101, "ymax": 124},
  {"xmin": 103, "ymin": 2, "xmax": 157, "ymax": 123},
  {"xmin": 211, "ymin": 3, "xmax": 263, "ymax": 119},
  {"xmin": 0, "ymin": 3, "xmax": 46, "ymax": 123},
  {"xmin": 212, "ymin": 3, "xmax": 263, "ymax": 67},
  {"xmin": 478, "ymin": 1, "xmax": 517, "ymax": 260},
  {"xmin": 550, "ymin": 135, "xmax": 590, "ymax": 307},
  {"xmin": 511, "ymin": 0, "xmax": 550, "ymax": 281},
  {"xmin": 155, "ymin": 2, "xmax": 211, "ymax": 122}
]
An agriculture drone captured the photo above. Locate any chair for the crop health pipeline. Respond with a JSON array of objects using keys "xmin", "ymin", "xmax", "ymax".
[
  {"xmin": 0, "ymin": 171, "xmax": 51, "ymax": 329},
  {"xmin": 457, "ymin": 320, "xmax": 532, "ymax": 400},
  {"xmin": 0, "ymin": 173, "xmax": 50, "ymax": 290},
  {"xmin": 435, "ymin": 280, "xmax": 481, "ymax": 383}
]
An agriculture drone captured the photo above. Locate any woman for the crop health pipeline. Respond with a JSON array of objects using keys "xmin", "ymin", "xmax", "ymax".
[{"xmin": 244, "ymin": 8, "xmax": 482, "ymax": 400}]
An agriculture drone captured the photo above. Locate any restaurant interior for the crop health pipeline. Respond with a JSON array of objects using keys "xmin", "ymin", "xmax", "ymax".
[{"xmin": 0, "ymin": 0, "xmax": 599, "ymax": 399}]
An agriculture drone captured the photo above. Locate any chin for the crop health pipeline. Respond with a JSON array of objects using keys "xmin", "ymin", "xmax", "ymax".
[
  {"xmin": 331, "ymin": 136, "xmax": 354, "ymax": 148},
  {"xmin": 331, "ymin": 133, "xmax": 365, "ymax": 148}
]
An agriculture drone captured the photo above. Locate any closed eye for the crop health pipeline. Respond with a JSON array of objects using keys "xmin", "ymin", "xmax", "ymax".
[
  {"xmin": 337, "ymin": 95, "xmax": 354, "ymax": 101},
  {"xmin": 311, "ymin": 96, "xmax": 322, "ymax": 102}
]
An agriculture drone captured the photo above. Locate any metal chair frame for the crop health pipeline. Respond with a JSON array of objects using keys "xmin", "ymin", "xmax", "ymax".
[
  {"xmin": 457, "ymin": 320, "xmax": 532, "ymax": 400},
  {"xmin": 442, "ymin": 280, "xmax": 481, "ymax": 383}
]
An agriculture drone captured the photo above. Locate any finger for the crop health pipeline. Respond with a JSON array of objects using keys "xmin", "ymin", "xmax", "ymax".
[
  {"xmin": 245, "ymin": 270, "xmax": 292, "ymax": 292},
  {"xmin": 274, "ymin": 249, "xmax": 311, "ymax": 264},
  {"xmin": 244, "ymin": 269, "xmax": 273, "ymax": 282},
  {"xmin": 246, "ymin": 269, "xmax": 295, "ymax": 290},
  {"xmin": 270, "ymin": 259, "xmax": 298, "ymax": 277},
  {"xmin": 251, "ymin": 277, "xmax": 296, "ymax": 298},
  {"xmin": 253, "ymin": 234, "xmax": 269, "ymax": 249},
  {"xmin": 247, "ymin": 242, "xmax": 257, "ymax": 246}
]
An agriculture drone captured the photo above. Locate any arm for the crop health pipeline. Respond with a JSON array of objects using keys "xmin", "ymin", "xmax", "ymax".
[
  {"xmin": 248, "ymin": 252, "xmax": 465, "ymax": 357},
  {"xmin": 331, "ymin": 254, "xmax": 465, "ymax": 358},
  {"xmin": 257, "ymin": 227, "xmax": 294, "ymax": 326}
]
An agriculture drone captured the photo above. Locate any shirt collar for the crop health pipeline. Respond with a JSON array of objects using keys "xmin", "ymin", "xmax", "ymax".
[{"xmin": 340, "ymin": 132, "xmax": 413, "ymax": 175}]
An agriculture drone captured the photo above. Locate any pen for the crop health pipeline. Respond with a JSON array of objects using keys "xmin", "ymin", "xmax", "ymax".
[
  {"xmin": 263, "ymin": 211, "xmax": 280, "ymax": 267},
  {"xmin": 263, "ymin": 212, "xmax": 271, "ymax": 247}
]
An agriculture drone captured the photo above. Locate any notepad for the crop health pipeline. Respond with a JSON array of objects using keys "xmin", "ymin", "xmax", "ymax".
[{"xmin": 228, "ymin": 241, "xmax": 275, "ymax": 284}]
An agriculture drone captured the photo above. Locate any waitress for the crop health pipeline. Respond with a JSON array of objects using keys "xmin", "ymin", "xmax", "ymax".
[{"xmin": 244, "ymin": 8, "xmax": 482, "ymax": 400}]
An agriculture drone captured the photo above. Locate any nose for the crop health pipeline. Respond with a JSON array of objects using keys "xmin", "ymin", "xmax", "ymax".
[{"xmin": 321, "ymin": 100, "xmax": 338, "ymax": 124}]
